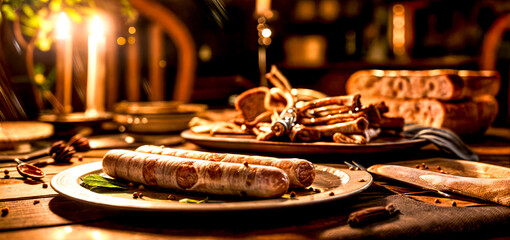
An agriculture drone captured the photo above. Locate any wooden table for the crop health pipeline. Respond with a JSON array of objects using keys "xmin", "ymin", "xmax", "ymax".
[{"xmin": 1, "ymin": 128, "xmax": 509, "ymax": 239}]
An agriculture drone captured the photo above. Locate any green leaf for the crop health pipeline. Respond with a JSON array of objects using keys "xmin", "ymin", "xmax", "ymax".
[
  {"xmin": 178, "ymin": 197, "xmax": 224, "ymax": 204},
  {"xmin": 81, "ymin": 174, "xmax": 130, "ymax": 191}
]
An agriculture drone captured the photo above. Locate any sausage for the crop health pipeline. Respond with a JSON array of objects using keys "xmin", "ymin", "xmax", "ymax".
[
  {"xmin": 289, "ymin": 117, "xmax": 369, "ymax": 142},
  {"xmin": 102, "ymin": 150, "xmax": 290, "ymax": 198},
  {"xmin": 296, "ymin": 94, "xmax": 362, "ymax": 115},
  {"xmin": 135, "ymin": 145, "xmax": 315, "ymax": 188},
  {"xmin": 332, "ymin": 132, "xmax": 367, "ymax": 144}
]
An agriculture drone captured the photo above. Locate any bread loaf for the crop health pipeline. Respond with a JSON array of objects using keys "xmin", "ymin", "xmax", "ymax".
[
  {"xmin": 346, "ymin": 69, "xmax": 500, "ymax": 101},
  {"xmin": 360, "ymin": 95, "xmax": 499, "ymax": 136},
  {"xmin": 234, "ymin": 86, "xmax": 269, "ymax": 122}
]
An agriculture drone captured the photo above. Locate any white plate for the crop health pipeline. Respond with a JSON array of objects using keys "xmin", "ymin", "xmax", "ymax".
[{"xmin": 51, "ymin": 162, "xmax": 372, "ymax": 212}]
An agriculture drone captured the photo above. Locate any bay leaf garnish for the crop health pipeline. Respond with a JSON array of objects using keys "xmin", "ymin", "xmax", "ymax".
[
  {"xmin": 81, "ymin": 174, "xmax": 130, "ymax": 191},
  {"xmin": 179, "ymin": 197, "xmax": 224, "ymax": 204}
]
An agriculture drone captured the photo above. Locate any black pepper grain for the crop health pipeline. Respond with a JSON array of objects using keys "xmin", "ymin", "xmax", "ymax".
[
  {"xmin": 290, "ymin": 191, "xmax": 297, "ymax": 198},
  {"xmin": 42, "ymin": 183, "xmax": 48, "ymax": 188},
  {"xmin": 1, "ymin": 207, "xmax": 8, "ymax": 216}
]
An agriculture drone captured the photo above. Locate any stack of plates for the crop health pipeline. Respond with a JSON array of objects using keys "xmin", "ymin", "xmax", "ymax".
[{"xmin": 113, "ymin": 101, "xmax": 207, "ymax": 133}]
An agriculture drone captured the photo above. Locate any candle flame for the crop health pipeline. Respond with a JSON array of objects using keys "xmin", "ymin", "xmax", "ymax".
[
  {"xmin": 90, "ymin": 16, "xmax": 104, "ymax": 38},
  {"xmin": 56, "ymin": 12, "xmax": 70, "ymax": 39},
  {"xmin": 261, "ymin": 28, "xmax": 272, "ymax": 38}
]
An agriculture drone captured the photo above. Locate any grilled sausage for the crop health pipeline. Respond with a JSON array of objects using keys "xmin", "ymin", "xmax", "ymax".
[
  {"xmin": 102, "ymin": 150, "xmax": 290, "ymax": 198},
  {"xmin": 135, "ymin": 145, "xmax": 315, "ymax": 188}
]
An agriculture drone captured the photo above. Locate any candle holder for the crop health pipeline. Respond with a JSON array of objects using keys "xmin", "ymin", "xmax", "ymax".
[{"xmin": 39, "ymin": 14, "xmax": 112, "ymax": 132}]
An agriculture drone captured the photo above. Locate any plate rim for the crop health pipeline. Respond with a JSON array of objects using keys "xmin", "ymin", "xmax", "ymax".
[
  {"xmin": 180, "ymin": 130, "xmax": 429, "ymax": 154},
  {"xmin": 51, "ymin": 161, "xmax": 372, "ymax": 212}
]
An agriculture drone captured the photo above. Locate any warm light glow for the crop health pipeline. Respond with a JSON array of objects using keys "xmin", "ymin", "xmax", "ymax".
[
  {"xmin": 91, "ymin": 231, "xmax": 102, "ymax": 240},
  {"xmin": 393, "ymin": 17, "xmax": 405, "ymax": 28},
  {"xmin": 373, "ymin": 70, "xmax": 385, "ymax": 77},
  {"xmin": 128, "ymin": 26, "xmax": 136, "ymax": 34},
  {"xmin": 261, "ymin": 28, "xmax": 272, "ymax": 38},
  {"xmin": 56, "ymin": 12, "xmax": 70, "ymax": 39},
  {"xmin": 128, "ymin": 36, "xmax": 136, "ymax": 45},
  {"xmin": 158, "ymin": 60, "xmax": 167, "ymax": 68},
  {"xmin": 256, "ymin": 0, "xmax": 271, "ymax": 16},
  {"xmin": 34, "ymin": 73, "xmax": 45, "ymax": 85},
  {"xmin": 90, "ymin": 16, "xmax": 104, "ymax": 38},
  {"xmin": 55, "ymin": 11, "xmax": 73, "ymax": 113},
  {"xmin": 117, "ymin": 37, "xmax": 126, "ymax": 45},
  {"xmin": 86, "ymin": 15, "xmax": 106, "ymax": 116},
  {"xmin": 124, "ymin": 136, "xmax": 135, "ymax": 144},
  {"xmin": 393, "ymin": 4, "xmax": 404, "ymax": 14},
  {"xmin": 392, "ymin": 4, "xmax": 406, "ymax": 56},
  {"xmin": 64, "ymin": 226, "xmax": 72, "ymax": 233},
  {"xmin": 199, "ymin": 45, "xmax": 212, "ymax": 62}
]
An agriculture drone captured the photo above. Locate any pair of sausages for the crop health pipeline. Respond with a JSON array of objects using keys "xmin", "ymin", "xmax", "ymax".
[
  {"xmin": 102, "ymin": 147, "xmax": 316, "ymax": 198},
  {"xmin": 135, "ymin": 145, "xmax": 315, "ymax": 188}
]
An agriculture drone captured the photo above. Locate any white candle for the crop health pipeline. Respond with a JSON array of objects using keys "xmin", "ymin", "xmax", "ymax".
[
  {"xmin": 86, "ymin": 15, "xmax": 106, "ymax": 117},
  {"xmin": 55, "ymin": 12, "xmax": 73, "ymax": 113},
  {"xmin": 256, "ymin": 0, "xmax": 271, "ymax": 16}
]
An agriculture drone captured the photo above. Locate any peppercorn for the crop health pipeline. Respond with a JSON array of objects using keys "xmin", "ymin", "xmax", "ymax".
[
  {"xmin": 1, "ymin": 207, "xmax": 8, "ymax": 216},
  {"xmin": 290, "ymin": 191, "xmax": 297, "ymax": 198},
  {"xmin": 42, "ymin": 183, "xmax": 48, "ymax": 188}
]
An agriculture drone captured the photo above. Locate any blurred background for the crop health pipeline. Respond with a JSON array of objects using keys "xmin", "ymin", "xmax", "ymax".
[{"xmin": 1, "ymin": 0, "xmax": 509, "ymax": 126}]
